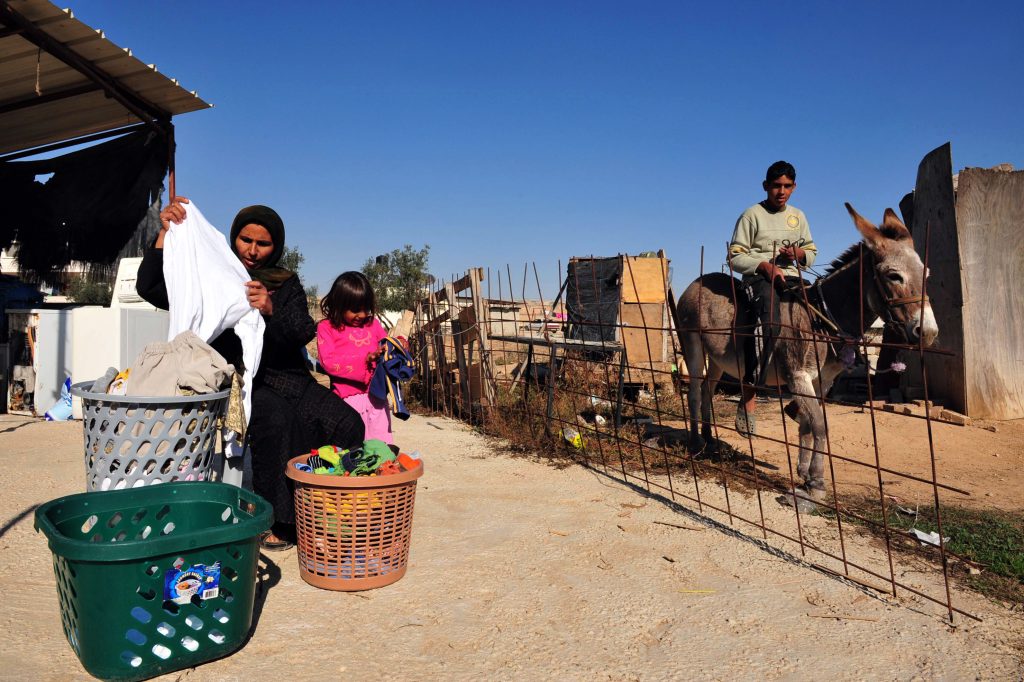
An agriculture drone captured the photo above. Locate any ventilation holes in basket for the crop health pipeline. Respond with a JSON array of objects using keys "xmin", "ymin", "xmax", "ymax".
[
  {"xmin": 115, "ymin": 420, "xmax": 127, "ymax": 435},
  {"xmin": 181, "ymin": 636, "xmax": 200, "ymax": 652},
  {"xmin": 125, "ymin": 460, "xmax": 138, "ymax": 475},
  {"xmin": 156, "ymin": 505, "xmax": 172, "ymax": 521},
  {"xmin": 186, "ymin": 418, "xmax": 198, "ymax": 435},
  {"xmin": 120, "ymin": 440, "xmax": 134, "ymax": 456},
  {"xmin": 213, "ymin": 608, "xmax": 230, "ymax": 624},
  {"xmin": 143, "ymin": 460, "xmax": 157, "ymax": 475},
  {"xmin": 80, "ymin": 515, "xmax": 99, "ymax": 534},
  {"xmin": 157, "ymin": 622, "xmax": 175, "ymax": 637},
  {"xmin": 120, "ymin": 651, "xmax": 143, "ymax": 668},
  {"xmin": 221, "ymin": 588, "xmax": 233, "ymax": 603},
  {"xmin": 160, "ymin": 522, "xmax": 175, "ymax": 536},
  {"xmin": 138, "ymin": 441, "xmax": 152, "ymax": 456},
  {"xmin": 109, "ymin": 459, "xmax": 122, "ymax": 474},
  {"xmin": 185, "ymin": 615, "xmax": 204, "ymax": 630},
  {"xmin": 220, "ymin": 507, "xmax": 233, "ymax": 523},
  {"xmin": 155, "ymin": 440, "xmax": 170, "ymax": 456},
  {"xmin": 178, "ymin": 456, "xmax": 192, "ymax": 473},
  {"xmin": 136, "ymin": 526, "xmax": 152, "ymax": 540},
  {"xmin": 130, "ymin": 606, "xmax": 152, "ymax": 624},
  {"xmin": 125, "ymin": 628, "xmax": 147, "ymax": 646},
  {"xmin": 168, "ymin": 419, "xmax": 182, "ymax": 436},
  {"xmin": 161, "ymin": 458, "xmax": 174, "ymax": 475},
  {"xmin": 132, "ymin": 509, "xmax": 148, "ymax": 524},
  {"xmin": 161, "ymin": 601, "xmax": 179, "ymax": 616},
  {"xmin": 112, "ymin": 531, "xmax": 128, "ymax": 542},
  {"xmin": 150, "ymin": 421, "xmax": 165, "ymax": 437},
  {"xmin": 151, "ymin": 644, "xmax": 172, "ymax": 660},
  {"xmin": 201, "ymin": 416, "xmax": 210, "ymax": 431},
  {"xmin": 207, "ymin": 630, "xmax": 226, "ymax": 645},
  {"xmin": 104, "ymin": 439, "xmax": 115, "ymax": 455},
  {"xmin": 137, "ymin": 586, "xmax": 156, "ymax": 601}
]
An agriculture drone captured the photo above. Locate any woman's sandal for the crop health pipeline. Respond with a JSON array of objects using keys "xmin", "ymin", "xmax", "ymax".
[{"xmin": 259, "ymin": 530, "xmax": 294, "ymax": 552}]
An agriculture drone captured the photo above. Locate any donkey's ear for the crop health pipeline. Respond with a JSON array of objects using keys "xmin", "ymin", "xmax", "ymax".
[
  {"xmin": 845, "ymin": 202, "xmax": 883, "ymax": 248},
  {"xmin": 880, "ymin": 208, "xmax": 911, "ymax": 240}
]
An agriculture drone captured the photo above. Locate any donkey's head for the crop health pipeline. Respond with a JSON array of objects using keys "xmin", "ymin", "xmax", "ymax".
[{"xmin": 845, "ymin": 203, "xmax": 938, "ymax": 347}]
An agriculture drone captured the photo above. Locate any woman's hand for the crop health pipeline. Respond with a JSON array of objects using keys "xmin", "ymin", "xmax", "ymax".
[
  {"xmin": 245, "ymin": 280, "xmax": 273, "ymax": 315},
  {"xmin": 155, "ymin": 196, "xmax": 190, "ymax": 248}
]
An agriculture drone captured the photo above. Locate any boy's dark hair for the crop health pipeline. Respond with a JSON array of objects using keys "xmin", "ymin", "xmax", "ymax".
[
  {"xmin": 765, "ymin": 160, "xmax": 796, "ymax": 183},
  {"xmin": 320, "ymin": 271, "xmax": 377, "ymax": 326}
]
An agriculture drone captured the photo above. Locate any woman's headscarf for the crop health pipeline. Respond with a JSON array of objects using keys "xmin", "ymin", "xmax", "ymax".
[{"xmin": 229, "ymin": 205, "xmax": 294, "ymax": 290}]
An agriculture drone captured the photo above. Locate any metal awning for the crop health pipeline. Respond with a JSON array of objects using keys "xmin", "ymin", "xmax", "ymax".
[{"xmin": 0, "ymin": 0, "xmax": 211, "ymax": 157}]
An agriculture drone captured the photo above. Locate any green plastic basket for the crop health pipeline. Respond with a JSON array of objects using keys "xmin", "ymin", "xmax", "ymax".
[{"xmin": 35, "ymin": 483, "xmax": 272, "ymax": 681}]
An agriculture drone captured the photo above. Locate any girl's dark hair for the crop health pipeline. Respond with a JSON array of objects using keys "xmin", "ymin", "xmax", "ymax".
[{"xmin": 320, "ymin": 271, "xmax": 377, "ymax": 326}]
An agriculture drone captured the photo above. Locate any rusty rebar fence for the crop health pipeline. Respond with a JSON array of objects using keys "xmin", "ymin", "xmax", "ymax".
[{"xmin": 409, "ymin": 247, "xmax": 977, "ymax": 624}]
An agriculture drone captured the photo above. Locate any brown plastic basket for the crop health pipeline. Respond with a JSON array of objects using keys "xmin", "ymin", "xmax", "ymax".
[{"xmin": 285, "ymin": 454, "xmax": 423, "ymax": 591}]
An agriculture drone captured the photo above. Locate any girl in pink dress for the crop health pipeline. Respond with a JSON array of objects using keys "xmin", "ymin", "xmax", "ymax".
[{"xmin": 316, "ymin": 272, "xmax": 392, "ymax": 443}]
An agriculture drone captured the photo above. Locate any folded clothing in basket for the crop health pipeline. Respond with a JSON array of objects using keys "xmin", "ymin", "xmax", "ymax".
[{"xmin": 127, "ymin": 330, "xmax": 234, "ymax": 396}]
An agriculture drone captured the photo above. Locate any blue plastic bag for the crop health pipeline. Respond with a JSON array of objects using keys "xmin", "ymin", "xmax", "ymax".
[{"xmin": 44, "ymin": 376, "xmax": 73, "ymax": 421}]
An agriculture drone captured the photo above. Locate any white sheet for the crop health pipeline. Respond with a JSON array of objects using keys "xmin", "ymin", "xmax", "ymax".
[{"xmin": 163, "ymin": 201, "xmax": 264, "ymax": 460}]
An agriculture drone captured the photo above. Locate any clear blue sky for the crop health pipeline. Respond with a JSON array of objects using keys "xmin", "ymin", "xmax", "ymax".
[{"xmin": 70, "ymin": 1, "xmax": 1023, "ymax": 297}]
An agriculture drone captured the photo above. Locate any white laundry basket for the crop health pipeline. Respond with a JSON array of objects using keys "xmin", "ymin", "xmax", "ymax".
[{"xmin": 71, "ymin": 382, "xmax": 230, "ymax": 491}]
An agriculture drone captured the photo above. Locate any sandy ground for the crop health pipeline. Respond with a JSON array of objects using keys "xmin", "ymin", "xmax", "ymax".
[
  {"xmin": 1, "ymin": 411, "xmax": 1022, "ymax": 681},
  {"xmin": 705, "ymin": 396, "xmax": 1024, "ymax": 514}
]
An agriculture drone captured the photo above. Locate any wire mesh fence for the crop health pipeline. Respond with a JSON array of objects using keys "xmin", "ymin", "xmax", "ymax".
[{"xmin": 408, "ymin": 245, "xmax": 978, "ymax": 623}]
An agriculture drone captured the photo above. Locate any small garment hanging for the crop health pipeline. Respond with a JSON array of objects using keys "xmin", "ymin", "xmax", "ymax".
[
  {"xmin": 368, "ymin": 336, "xmax": 415, "ymax": 420},
  {"xmin": 162, "ymin": 201, "xmax": 265, "ymax": 457}
]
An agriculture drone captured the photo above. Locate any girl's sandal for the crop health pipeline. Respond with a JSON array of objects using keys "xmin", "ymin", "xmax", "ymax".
[{"xmin": 259, "ymin": 530, "xmax": 294, "ymax": 552}]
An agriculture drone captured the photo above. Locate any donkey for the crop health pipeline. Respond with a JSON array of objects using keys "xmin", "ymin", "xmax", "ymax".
[{"xmin": 676, "ymin": 203, "xmax": 938, "ymax": 508}]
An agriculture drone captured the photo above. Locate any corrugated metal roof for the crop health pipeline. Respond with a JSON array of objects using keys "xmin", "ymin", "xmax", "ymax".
[{"xmin": 0, "ymin": 0, "xmax": 211, "ymax": 155}]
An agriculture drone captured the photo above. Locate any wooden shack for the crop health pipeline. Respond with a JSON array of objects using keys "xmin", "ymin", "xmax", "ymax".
[
  {"xmin": 906, "ymin": 144, "xmax": 1024, "ymax": 419},
  {"xmin": 566, "ymin": 252, "xmax": 674, "ymax": 385}
]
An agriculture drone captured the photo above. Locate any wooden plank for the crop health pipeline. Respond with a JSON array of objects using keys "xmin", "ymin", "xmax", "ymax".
[
  {"xmin": 420, "ymin": 309, "xmax": 450, "ymax": 336},
  {"xmin": 958, "ymin": 167, "xmax": 1024, "ymax": 418},
  {"xmin": 621, "ymin": 257, "xmax": 669, "ymax": 303},
  {"xmin": 469, "ymin": 268, "xmax": 496, "ymax": 406},
  {"xmin": 907, "ymin": 143, "xmax": 966, "ymax": 413},
  {"xmin": 620, "ymin": 302, "xmax": 669, "ymax": 367}
]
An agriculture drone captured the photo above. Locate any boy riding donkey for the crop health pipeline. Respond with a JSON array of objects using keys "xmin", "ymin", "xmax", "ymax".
[{"xmin": 728, "ymin": 161, "xmax": 818, "ymax": 436}]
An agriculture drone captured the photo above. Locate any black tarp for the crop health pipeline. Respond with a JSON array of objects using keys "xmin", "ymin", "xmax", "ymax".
[
  {"xmin": 0, "ymin": 130, "xmax": 167, "ymax": 284},
  {"xmin": 566, "ymin": 257, "xmax": 621, "ymax": 347}
]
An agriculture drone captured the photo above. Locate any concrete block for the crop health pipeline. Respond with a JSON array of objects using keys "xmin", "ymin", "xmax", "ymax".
[{"xmin": 939, "ymin": 409, "xmax": 970, "ymax": 426}]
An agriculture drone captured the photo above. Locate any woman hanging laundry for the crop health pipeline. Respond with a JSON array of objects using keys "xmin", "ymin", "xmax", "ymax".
[{"xmin": 136, "ymin": 196, "xmax": 365, "ymax": 551}]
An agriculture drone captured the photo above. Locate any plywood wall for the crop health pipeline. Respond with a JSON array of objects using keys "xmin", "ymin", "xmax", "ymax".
[
  {"xmin": 958, "ymin": 167, "xmax": 1024, "ymax": 419},
  {"xmin": 909, "ymin": 143, "xmax": 966, "ymax": 412}
]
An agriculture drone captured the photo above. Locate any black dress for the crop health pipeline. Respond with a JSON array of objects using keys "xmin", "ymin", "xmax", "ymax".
[{"xmin": 136, "ymin": 247, "xmax": 365, "ymax": 528}]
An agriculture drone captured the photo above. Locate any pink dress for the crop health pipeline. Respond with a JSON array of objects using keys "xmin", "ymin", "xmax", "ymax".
[{"xmin": 316, "ymin": 318, "xmax": 392, "ymax": 443}]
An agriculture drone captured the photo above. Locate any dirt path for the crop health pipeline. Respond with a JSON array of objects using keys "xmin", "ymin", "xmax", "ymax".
[{"xmin": 1, "ymin": 413, "xmax": 1021, "ymax": 680}]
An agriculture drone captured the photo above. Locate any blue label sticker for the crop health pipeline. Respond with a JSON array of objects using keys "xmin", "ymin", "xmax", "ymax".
[{"xmin": 164, "ymin": 562, "xmax": 222, "ymax": 604}]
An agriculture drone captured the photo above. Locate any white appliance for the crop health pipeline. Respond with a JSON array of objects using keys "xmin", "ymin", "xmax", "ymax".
[{"xmin": 6, "ymin": 258, "xmax": 169, "ymax": 417}]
